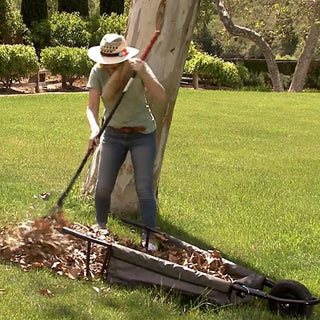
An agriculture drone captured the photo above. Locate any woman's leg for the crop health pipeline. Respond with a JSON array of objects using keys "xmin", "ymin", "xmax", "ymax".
[
  {"xmin": 95, "ymin": 137, "xmax": 127, "ymax": 227},
  {"xmin": 130, "ymin": 131, "xmax": 157, "ymax": 229}
]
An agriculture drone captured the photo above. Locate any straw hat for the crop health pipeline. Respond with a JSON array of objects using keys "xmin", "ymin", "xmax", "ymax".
[{"xmin": 88, "ymin": 33, "xmax": 139, "ymax": 65}]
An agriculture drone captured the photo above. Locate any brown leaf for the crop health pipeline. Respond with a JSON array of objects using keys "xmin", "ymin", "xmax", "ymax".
[
  {"xmin": 168, "ymin": 253, "xmax": 181, "ymax": 264},
  {"xmin": 54, "ymin": 212, "xmax": 70, "ymax": 227},
  {"xmin": 33, "ymin": 219, "xmax": 51, "ymax": 233},
  {"xmin": 66, "ymin": 267, "xmax": 82, "ymax": 280},
  {"xmin": 39, "ymin": 289, "xmax": 54, "ymax": 297},
  {"xmin": 0, "ymin": 219, "xmax": 233, "ymax": 282},
  {"xmin": 0, "ymin": 289, "xmax": 7, "ymax": 295},
  {"xmin": 32, "ymin": 262, "xmax": 45, "ymax": 268}
]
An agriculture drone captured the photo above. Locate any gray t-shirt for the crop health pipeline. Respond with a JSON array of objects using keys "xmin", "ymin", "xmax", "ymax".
[{"xmin": 87, "ymin": 64, "xmax": 156, "ymax": 133}]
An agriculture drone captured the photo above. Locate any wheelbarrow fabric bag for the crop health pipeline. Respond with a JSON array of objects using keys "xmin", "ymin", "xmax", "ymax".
[{"xmin": 106, "ymin": 234, "xmax": 265, "ymax": 305}]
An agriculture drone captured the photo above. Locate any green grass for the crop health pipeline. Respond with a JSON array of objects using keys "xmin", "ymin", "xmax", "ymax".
[{"xmin": 0, "ymin": 90, "xmax": 320, "ymax": 319}]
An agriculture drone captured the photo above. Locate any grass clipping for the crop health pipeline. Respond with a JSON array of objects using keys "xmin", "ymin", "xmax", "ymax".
[{"xmin": 0, "ymin": 215, "xmax": 233, "ymax": 282}]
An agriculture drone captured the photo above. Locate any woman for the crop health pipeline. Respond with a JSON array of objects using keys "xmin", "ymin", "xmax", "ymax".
[{"xmin": 86, "ymin": 33, "xmax": 165, "ymax": 248}]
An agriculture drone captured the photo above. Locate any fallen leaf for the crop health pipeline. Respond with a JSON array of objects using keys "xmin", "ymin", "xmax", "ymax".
[
  {"xmin": 0, "ymin": 289, "xmax": 7, "ymax": 295},
  {"xmin": 32, "ymin": 262, "xmax": 45, "ymax": 268},
  {"xmin": 40, "ymin": 192, "xmax": 51, "ymax": 201},
  {"xmin": 93, "ymin": 286, "xmax": 100, "ymax": 293},
  {"xmin": 0, "ymin": 216, "xmax": 233, "ymax": 282},
  {"xmin": 39, "ymin": 289, "xmax": 54, "ymax": 297}
]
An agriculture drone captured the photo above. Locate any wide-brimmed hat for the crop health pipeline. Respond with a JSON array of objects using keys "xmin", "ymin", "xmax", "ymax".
[{"xmin": 88, "ymin": 33, "xmax": 139, "ymax": 65}]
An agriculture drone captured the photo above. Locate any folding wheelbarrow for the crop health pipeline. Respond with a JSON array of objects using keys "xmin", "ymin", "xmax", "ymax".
[{"xmin": 62, "ymin": 218, "xmax": 319, "ymax": 318}]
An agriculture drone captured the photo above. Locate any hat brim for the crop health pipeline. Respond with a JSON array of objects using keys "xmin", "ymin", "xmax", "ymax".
[{"xmin": 88, "ymin": 46, "xmax": 139, "ymax": 65}]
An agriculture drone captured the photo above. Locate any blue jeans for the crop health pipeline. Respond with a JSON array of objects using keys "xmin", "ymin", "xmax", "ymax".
[{"xmin": 95, "ymin": 127, "xmax": 157, "ymax": 228}]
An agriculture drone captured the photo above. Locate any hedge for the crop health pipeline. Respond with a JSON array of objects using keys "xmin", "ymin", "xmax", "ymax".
[
  {"xmin": 49, "ymin": 12, "xmax": 91, "ymax": 48},
  {"xmin": 40, "ymin": 46, "xmax": 94, "ymax": 87},
  {"xmin": 184, "ymin": 51, "xmax": 247, "ymax": 88},
  {"xmin": 0, "ymin": 44, "xmax": 39, "ymax": 88}
]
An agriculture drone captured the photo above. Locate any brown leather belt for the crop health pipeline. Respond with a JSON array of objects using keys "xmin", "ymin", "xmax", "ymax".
[{"xmin": 110, "ymin": 126, "xmax": 145, "ymax": 134}]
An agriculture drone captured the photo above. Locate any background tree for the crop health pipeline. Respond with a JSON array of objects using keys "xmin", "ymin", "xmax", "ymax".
[
  {"xmin": 289, "ymin": 0, "xmax": 320, "ymax": 92},
  {"xmin": 58, "ymin": 0, "xmax": 89, "ymax": 17},
  {"xmin": 0, "ymin": 0, "xmax": 30, "ymax": 44},
  {"xmin": 82, "ymin": 0, "xmax": 201, "ymax": 214},
  {"xmin": 21, "ymin": 0, "xmax": 48, "ymax": 28},
  {"xmin": 214, "ymin": 0, "xmax": 320, "ymax": 92},
  {"xmin": 100, "ymin": 0, "xmax": 125, "ymax": 15},
  {"xmin": 21, "ymin": 0, "xmax": 49, "ymax": 56},
  {"xmin": 194, "ymin": 1, "xmax": 304, "ymax": 59},
  {"xmin": 214, "ymin": 0, "xmax": 284, "ymax": 91},
  {"xmin": 192, "ymin": 0, "xmax": 217, "ymax": 53},
  {"xmin": 49, "ymin": 12, "xmax": 90, "ymax": 47}
]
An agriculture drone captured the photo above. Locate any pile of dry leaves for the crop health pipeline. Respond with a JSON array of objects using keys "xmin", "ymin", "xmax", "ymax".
[{"xmin": 0, "ymin": 214, "xmax": 232, "ymax": 282}]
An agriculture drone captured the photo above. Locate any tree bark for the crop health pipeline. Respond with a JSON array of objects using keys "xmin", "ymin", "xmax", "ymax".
[
  {"xmin": 192, "ymin": 73, "xmax": 199, "ymax": 89},
  {"xmin": 214, "ymin": 0, "xmax": 284, "ymax": 92},
  {"xmin": 289, "ymin": 0, "xmax": 320, "ymax": 92},
  {"xmin": 81, "ymin": 0, "xmax": 201, "ymax": 214}
]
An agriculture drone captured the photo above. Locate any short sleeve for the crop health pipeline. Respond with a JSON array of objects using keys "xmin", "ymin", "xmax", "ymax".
[{"xmin": 87, "ymin": 65, "xmax": 102, "ymax": 93}]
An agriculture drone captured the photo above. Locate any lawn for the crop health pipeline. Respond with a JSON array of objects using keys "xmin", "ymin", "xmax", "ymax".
[{"xmin": 0, "ymin": 89, "xmax": 319, "ymax": 319}]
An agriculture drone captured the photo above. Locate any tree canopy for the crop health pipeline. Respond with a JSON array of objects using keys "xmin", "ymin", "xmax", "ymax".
[{"xmin": 194, "ymin": 0, "xmax": 320, "ymax": 60}]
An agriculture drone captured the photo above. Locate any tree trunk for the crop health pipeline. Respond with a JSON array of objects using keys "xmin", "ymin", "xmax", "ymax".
[
  {"xmin": 58, "ymin": 0, "xmax": 89, "ymax": 16},
  {"xmin": 214, "ymin": 0, "xmax": 284, "ymax": 92},
  {"xmin": 100, "ymin": 0, "xmax": 125, "ymax": 15},
  {"xmin": 81, "ymin": 0, "xmax": 201, "ymax": 214},
  {"xmin": 289, "ymin": 1, "xmax": 320, "ymax": 92},
  {"xmin": 192, "ymin": 73, "xmax": 199, "ymax": 89}
]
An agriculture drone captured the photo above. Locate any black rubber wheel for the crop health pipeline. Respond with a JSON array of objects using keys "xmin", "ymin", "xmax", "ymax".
[{"xmin": 268, "ymin": 280, "xmax": 313, "ymax": 318}]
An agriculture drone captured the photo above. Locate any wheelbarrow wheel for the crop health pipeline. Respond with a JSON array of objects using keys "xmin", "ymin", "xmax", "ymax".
[{"xmin": 268, "ymin": 280, "xmax": 313, "ymax": 318}]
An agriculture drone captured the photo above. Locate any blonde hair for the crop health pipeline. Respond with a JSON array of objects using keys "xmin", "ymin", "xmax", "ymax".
[{"xmin": 101, "ymin": 61, "xmax": 133, "ymax": 105}]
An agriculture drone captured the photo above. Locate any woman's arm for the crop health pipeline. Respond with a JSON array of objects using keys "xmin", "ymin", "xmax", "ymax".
[
  {"xmin": 87, "ymin": 88, "xmax": 101, "ymax": 149},
  {"xmin": 131, "ymin": 59, "xmax": 166, "ymax": 103}
]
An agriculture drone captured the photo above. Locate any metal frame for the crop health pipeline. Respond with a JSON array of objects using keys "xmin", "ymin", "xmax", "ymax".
[{"xmin": 61, "ymin": 219, "xmax": 319, "ymax": 310}]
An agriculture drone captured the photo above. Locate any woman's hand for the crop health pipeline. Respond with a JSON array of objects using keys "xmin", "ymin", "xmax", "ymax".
[
  {"xmin": 88, "ymin": 135, "xmax": 100, "ymax": 151},
  {"xmin": 130, "ymin": 58, "xmax": 146, "ymax": 75},
  {"xmin": 87, "ymin": 88, "xmax": 101, "ymax": 150}
]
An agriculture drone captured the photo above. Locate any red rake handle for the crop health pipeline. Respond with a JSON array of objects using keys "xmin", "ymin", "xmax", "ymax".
[{"xmin": 140, "ymin": 30, "xmax": 161, "ymax": 61}]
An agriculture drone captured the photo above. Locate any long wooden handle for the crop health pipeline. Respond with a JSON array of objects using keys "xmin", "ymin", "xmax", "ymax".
[{"xmin": 140, "ymin": 30, "xmax": 160, "ymax": 61}]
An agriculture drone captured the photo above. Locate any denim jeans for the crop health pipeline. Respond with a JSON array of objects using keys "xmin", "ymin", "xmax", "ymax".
[{"xmin": 95, "ymin": 127, "xmax": 157, "ymax": 228}]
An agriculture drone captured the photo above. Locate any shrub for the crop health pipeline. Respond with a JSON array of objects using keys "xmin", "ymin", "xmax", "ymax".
[
  {"xmin": 242, "ymin": 71, "xmax": 273, "ymax": 91},
  {"xmin": 186, "ymin": 41, "xmax": 199, "ymax": 61},
  {"xmin": 40, "ymin": 46, "xmax": 94, "ymax": 87},
  {"xmin": 281, "ymin": 73, "xmax": 292, "ymax": 90},
  {"xmin": 89, "ymin": 13, "xmax": 127, "ymax": 46},
  {"xmin": 0, "ymin": 0, "xmax": 31, "ymax": 45},
  {"xmin": 235, "ymin": 62, "xmax": 250, "ymax": 84},
  {"xmin": 0, "ymin": 44, "xmax": 39, "ymax": 88},
  {"xmin": 184, "ymin": 52, "xmax": 245, "ymax": 88},
  {"xmin": 30, "ymin": 20, "xmax": 51, "ymax": 56},
  {"xmin": 49, "ymin": 12, "xmax": 90, "ymax": 47}
]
